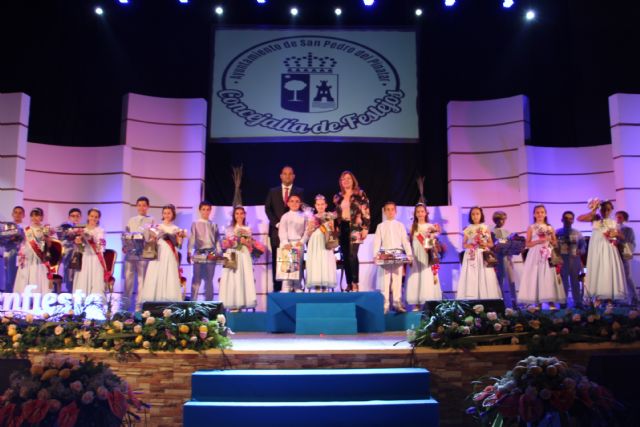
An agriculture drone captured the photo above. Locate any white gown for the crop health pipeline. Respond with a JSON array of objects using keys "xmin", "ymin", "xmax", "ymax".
[
  {"xmin": 138, "ymin": 223, "xmax": 183, "ymax": 306},
  {"xmin": 13, "ymin": 226, "xmax": 50, "ymax": 295},
  {"xmin": 585, "ymin": 219, "xmax": 627, "ymax": 301},
  {"xmin": 306, "ymin": 223, "xmax": 337, "ymax": 289},
  {"xmin": 518, "ymin": 224, "xmax": 566, "ymax": 304},
  {"xmin": 219, "ymin": 225, "xmax": 257, "ymax": 309},
  {"xmin": 73, "ymin": 227, "xmax": 106, "ymax": 297},
  {"xmin": 407, "ymin": 223, "xmax": 442, "ymax": 304},
  {"xmin": 456, "ymin": 223, "xmax": 502, "ymax": 300}
]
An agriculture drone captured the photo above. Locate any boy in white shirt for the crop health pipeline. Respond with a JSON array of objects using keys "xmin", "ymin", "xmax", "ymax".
[
  {"xmin": 374, "ymin": 202, "xmax": 413, "ymax": 314},
  {"xmin": 278, "ymin": 195, "xmax": 308, "ymax": 292},
  {"xmin": 123, "ymin": 196, "xmax": 156, "ymax": 311},
  {"xmin": 187, "ymin": 201, "xmax": 220, "ymax": 301}
]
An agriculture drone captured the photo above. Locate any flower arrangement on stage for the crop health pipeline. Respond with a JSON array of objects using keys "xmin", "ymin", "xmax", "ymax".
[
  {"xmin": 409, "ymin": 301, "xmax": 640, "ymax": 353},
  {"xmin": 0, "ymin": 308, "xmax": 231, "ymax": 359},
  {"xmin": 466, "ymin": 356, "xmax": 621, "ymax": 426},
  {"xmin": 0, "ymin": 354, "xmax": 148, "ymax": 427}
]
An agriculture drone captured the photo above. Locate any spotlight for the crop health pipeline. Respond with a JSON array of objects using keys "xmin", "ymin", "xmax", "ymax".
[
  {"xmin": 257, "ymin": 0, "xmax": 266, "ymax": 3},
  {"xmin": 444, "ymin": 0, "xmax": 455, "ymax": 6},
  {"xmin": 118, "ymin": 0, "xmax": 129, "ymax": 4},
  {"xmin": 525, "ymin": 9, "xmax": 535, "ymax": 20},
  {"xmin": 290, "ymin": 7, "xmax": 298, "ymax": 16},
  {"xmin": 179, "ymin": 0, "xmax": 189, "ymax": 4},
  {"xmin": 95, "ymin": 6, "xmax": 104, "ymax": 15},
  {"xmin": 215, "ymin": 6, "xmax": 223, "ymax": 15},
  {"xmin": 502, "ymin": 0, "xmax": 514, "ymax": 8},
  {"xmin": 363, "ymin": 0, "xmax": 375, "ymax": 6},
  {"xmin": 415, "ymin": 8, "xmax": 423, "ymax": 16},
  {"xmin": 335, "ymin": 7, "xmax": 342, "ymax": 16}
]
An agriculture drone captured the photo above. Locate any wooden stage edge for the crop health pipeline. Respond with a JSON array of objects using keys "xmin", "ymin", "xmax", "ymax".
[{"xmin": 25, "ymin": 336, "xmax": 640, "ymax": 427}]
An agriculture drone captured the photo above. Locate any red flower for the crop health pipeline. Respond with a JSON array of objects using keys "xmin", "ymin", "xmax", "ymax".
[
  {"xmin": 519, "ymin": 393, "xmax": 544, "ymax": 422},
  {"xmin": 0, "ymin": 403, "xmax": 16, "ymax": 425},
  {"xmin": 108, "ymin": 389, "xmax": 129, "ymax": 419},
  {"xmin": 57, "ymin": 401, "xmax": 80, "ymax": 427},
  {"xmin": 550, "ymin": 389, "xmax": 575, "ymax": 412},
  {"xmin": 497, "ymin": 392, "xmax": 521, "ymax": 418},
  {"xmin": 23, "ymin": 399, "xmax": 50, "ymax": 424}
]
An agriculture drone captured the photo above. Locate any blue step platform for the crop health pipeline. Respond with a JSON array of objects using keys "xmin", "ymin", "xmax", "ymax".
[
  {"xmin": 295, "ymin": 302, "xmax": 358, "ymax": 335},
  {"xmin": 266, "ymin": 292, "xmax": 385, "ymax": 333},
  {"xmin": 384, "ymin": 311, "xmax": 423, "ymax": 331},
  {"xmin": 184, "ymin": 368, "xmax": 439, "ymax": 427}
]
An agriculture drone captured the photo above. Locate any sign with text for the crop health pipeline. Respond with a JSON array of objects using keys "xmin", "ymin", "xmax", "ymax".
[{"xmin": 211, "ymin": 29, "xmax": 418, "ymax": 142}]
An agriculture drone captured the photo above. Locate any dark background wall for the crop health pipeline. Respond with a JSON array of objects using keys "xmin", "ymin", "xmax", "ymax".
[{"xmin": 2, "ymin": 0, "xmax": 639, "ymax": 223}]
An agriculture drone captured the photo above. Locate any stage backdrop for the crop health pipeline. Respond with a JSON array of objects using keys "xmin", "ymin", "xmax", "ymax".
[{"xmin": 210, "ymin": 28, "xmax": 418, "ymax": 143}]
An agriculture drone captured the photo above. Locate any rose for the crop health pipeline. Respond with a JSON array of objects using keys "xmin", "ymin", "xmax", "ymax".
[
  {"xmin": 25, "ymin": 314, "xmax": 34, "ymax": 323},
  {"xmin": 145, "ymin": 316, "xmax": 156, "ymax": 326},
  {"xmin": 472, "ymin": 304, "xmax": 484, "ymax": 314},
  {"xmin": 133, "ymin": 325, "xmax": 142, "ymax": 334},
  {"xmin": 487, "ymin": 312, "xmax": 498, "ymax": 321},
  {"xmin": 54, "ymin": 325, "xmax": 64, "ymax": 336},
  {"xmin": 494, "ymin": 323, "xmax": 502, "ymax": 332},
  {"xmin": 12, "ymin": 333, "xmax": 22, "ymax": 342},
  {"xmin": 461, "ymin": 326, "xmax": 471, "ymax": 335},
  {"xmin": 142, "ymin": 310, "xmax": 151, "ymax": 318},
  {"xmin": 179, "ymin": 324, "xmax": 190, "ymax": 334},
  {"xmin": 112, "ymin": 320, "xmax": 124, "ymax": 331},
  {"xmin": 190, "ymin": 335, "xmax": 198, "ymax": 343},
  {"xmin": 70, "ymin": 381, "xmax": 83, "ymax": 393},
  {"xmin": 96, "ymin": 386, "xmax": 109, "ymax": 400},
  {"xmin": 81, "ymin": 391, "xmax": 94, "ymax": 405},
  {"xmin": 163, "ymin": 309, "xmax": 172, "ymax": 318},
  {"xmin": 143, "ymin": 341, "xmax": 151, "ymax": 349}
]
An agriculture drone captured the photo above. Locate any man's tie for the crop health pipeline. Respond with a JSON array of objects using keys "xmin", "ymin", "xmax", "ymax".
[{"xmin": 284, "ymin": 187, "xmax": 289, "ymax": 204}]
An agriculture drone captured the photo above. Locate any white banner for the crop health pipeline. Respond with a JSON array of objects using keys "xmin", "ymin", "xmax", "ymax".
[{"xmin": 210, "ymin": 29, "xmax": 418, "ymax": 142}]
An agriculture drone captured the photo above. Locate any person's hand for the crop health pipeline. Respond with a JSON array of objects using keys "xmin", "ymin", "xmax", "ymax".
[{"xmin": 360, "ymin": 230, "xmax": 368, "ymax": 240}]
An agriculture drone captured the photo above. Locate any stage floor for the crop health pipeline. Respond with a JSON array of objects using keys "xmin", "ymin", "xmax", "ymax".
[{"xmin": 229, "ymin": 332, "xmax": 411, "ymax": 353}]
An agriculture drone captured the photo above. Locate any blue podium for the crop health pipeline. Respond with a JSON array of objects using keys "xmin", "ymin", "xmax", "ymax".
[{"xmin": 266, "ymin": 292, "xmax": 385, "ymax": 333}]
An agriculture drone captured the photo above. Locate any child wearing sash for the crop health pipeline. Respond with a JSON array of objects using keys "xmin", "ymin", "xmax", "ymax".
[
  {"xmin": 406, "ymin": 203, "xmax": 442, "ymax": 310},
  {"xmin": 187, "ymin": 201, "xmax": 220, "ymax": 301},
  {"xmin": 278, "ymin": 195, "xmax": 308, "ymax": 293},
  {"xmin": 14, "ymin": 208, "xmax": 52, "ymax": 295},
  {"xmin": 2, "ymin": 206, "xmax": 25, "ymax": 293},
  {"xmin": 219, "ymin": 206, "xmax": 257, "ymax": 310},
  {"xmin": 138, "ymin": 205, "xmax": 185, "ymax": 309},
  {"xmin": 73, "ymin": 208, "xmax": 107, "ymax": 297},
  {"xmin": 305, "ymin": 195, "xmax": 337, "ymax": 292}
]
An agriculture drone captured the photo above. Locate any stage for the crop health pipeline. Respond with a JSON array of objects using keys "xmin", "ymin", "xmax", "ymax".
[{"xmin": 22, "ymin": 333, "xmax": 640, "ymax": 427}]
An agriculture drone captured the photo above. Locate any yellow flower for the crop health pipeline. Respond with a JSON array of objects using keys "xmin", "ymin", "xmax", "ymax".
[
  {"xmin": 135, "ymin": 335, "xmax": 143, "ymax": 345},
  {"xmin": 59, "ymin": 368, "xmax": 71, "ymax": 379},
  {"xmin": 12, "ymin": 334, "xmax": 22, "ymax": 342},
  {"xmin": 41, "ymin": 369, "xmax": 59, "ymax": 381},
  {"xmin": 180, "ymin": 339, "xmax": 187, "ymax": 347},
  {"xmin": 149, "ymin": 329, "xmax": 158, "ymax": 337},
  {"xmin": 199, "ymin": 325, "xmax": 208, "ymax": 333},
  {"xmin": 7, "ymin": 325, "xmax": 17, "ymax": 337},
  {"xmin": 179, "ymin": 324, "xmax": 190, "ymax": 334},
  {"xmin": 106, "ymin": 329, "xmax": 114, "ymax": 335},
  {"xmin": 64, "ymin": 337, "xmax": 73, "ymax": 346}
]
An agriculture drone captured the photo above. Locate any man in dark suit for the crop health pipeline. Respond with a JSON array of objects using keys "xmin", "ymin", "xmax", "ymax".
[{"xmin": 265, "ymin": 166, "xmax": 304, "ymax": 292}]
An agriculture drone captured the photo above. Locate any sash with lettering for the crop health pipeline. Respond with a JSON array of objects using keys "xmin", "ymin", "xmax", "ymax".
[
  {"xmin": 163, "ymin": 233, "xmax": 186, "ymax": 292},
  {"xmin": 25, "ymin": 226, "xmax": 55, "ymax": 280},
  {"xmin": 415, "ymin": 232, "xmax": 440, "ymax": 284},
  {"xmin": 86, "ymin": 237, "xmax": 111, "ymax": 282}
]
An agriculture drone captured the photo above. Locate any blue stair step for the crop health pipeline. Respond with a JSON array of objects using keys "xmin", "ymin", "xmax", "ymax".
[
  {"xmin": 226, "ymin": 311, "xmax": 267, "ymax": 332},
  {"xmin": 295, "ymin": 303, "xmax": 357, "ymax": 335},
  {"xmin": 191, "ymin": 368, "xmax": 431, "ymax": 402},
  {"xmin": 184, "ymin": 398, "xmax": 439, "ymax": 427},
  {"xmin": 384, "ymin": 311, "xmax": 423, "ymax": 331}
]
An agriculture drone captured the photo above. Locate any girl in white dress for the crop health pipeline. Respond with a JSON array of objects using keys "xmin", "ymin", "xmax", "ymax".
[
  {"xmin": 456, "ymin": 207, "xmax": 502, "ymax": 300},
  {"xmin": 73, "ymin": 208, "xmax": 107, "ymax": 297},
  {"xmin": 14, "ymin": 208, "xmax": 51, "ymax": 295},
  {"xmin": 518, "ymin": 205, "xmax": 566, "ymax": 307},
  {"xmin": 219, "ymin": 206, "xmax": 257, "ymax": 310},
  {"xmin": 407, "ymin": 204, "xmax": 442, "ymax": 310},
  {"xmin": 578, "ymin": 200, "xmax": 627, "ymax": 302},
  {"xmin": 305, "ymin": 195, "xmax": 337, "ymax": 292},
  {"xmin": 138, "ymin": 205, "xmax": 185, "ymax": 309}
]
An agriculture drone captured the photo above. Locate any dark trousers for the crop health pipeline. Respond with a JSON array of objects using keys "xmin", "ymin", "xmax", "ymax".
[
  {"xmin": 269, "ymin": 227, "xmax": 282, "ymax": 292},
  {"xmin": 339, "ymin": 222, "xmax": 360, "ymax": 285}
]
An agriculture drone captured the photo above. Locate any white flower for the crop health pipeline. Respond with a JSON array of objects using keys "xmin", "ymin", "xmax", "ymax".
[
  {"xmin": 406, "ymin": 329, "xmax": 417, "ymax": 341},
  {"xmin": 54, "ymin": 325, "xmax": 64, "ymax": 336},
  {"xmin": 216, "ymin": 314, "xmax": 226, "ymax": 326},
  {"xmin": 142, "ymin": 310, "xmax": 151, "ymax": 319},
  {"xmin": 145, "ymin": 316, "xmax": 156, "ymax": 326},
  {"xmin": 133, "ymin": 325, "xmax": 142, "ymax": 334},
  {"xmin": 504, "ymin": 308, "xmax": 515, "ymax": 317},
  {"xmin": 162, "ymin": 309, "xmax": 172, "ymax": 318},
  {"xmin": 472, "ymin": 304, "xmax": 484, "ymax": 314},
  {"xmin": 461, "ymin": 326, "xmax": 471, "ymax": 335},
  {"xmin": 493, "ymin": 323, "xmax": 502, "ymax": 332},
  {"xmin": 143, "ymin": 341, "xmax": 151, "ymax": 349},
  {"xmin": 487, "ymin": 312, "xmax": 498, "ymax": 321}
]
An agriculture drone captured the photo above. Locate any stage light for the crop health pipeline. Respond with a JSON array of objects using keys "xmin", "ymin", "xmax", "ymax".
[
  {"xmin": 415, "ymin": 8, "xmax": 423, "ymax": 16},
  {"xmin": 95, "ymin": 6, "xmax": 104, "ymax": 15},
  {"xmin": 502, "ymin": 0, "xmax": 514, "ymax": 8},
  {"xmin": 257, "ymin": 0, "xmax": 266, "ymax": 3},
  {"xmin": 444, "ymin": 0, "xmax": 455, "ymax": 6},
  {"xmin": 335, "ymin": 7, "xmax": 342, "ymax": 16},
  {"xmin": 525, "ymin": 9, "xmax": 535, "ymax": 20},
  {"xmin": 290, "ymin": 7, "xmax": 298, "ymax": 16},
  {"xmin": 179, "ymin": 0, "xmax": 188, "ymax": 4},
  {"xmin": 215, "ymin": 5, "xmax": 223, "ymax": 15},
  {"xmin": 363, "ymin": 0, "xmax": 375, "ymax": 6},
  {"xmin": 118, "ymin": 0, "xmax": 129, "ymax": 4}
]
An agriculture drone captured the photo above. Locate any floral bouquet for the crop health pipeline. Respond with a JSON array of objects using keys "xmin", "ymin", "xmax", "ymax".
[
  {"xmin": 0, "ymin": 355, "xmax": 148, "ymax": 427},
  {"xmin": 222, "ymin": 227, "xmax": 264, "ymax": 257},
  {"xmin": 600, "ymin": 219, "xmax": 619, "ymax": 245},
  {"xmin": 587, "ymin": 197, "xmax": 601, "ymax": 212},
  {"xmin": 467, "ymin": 356, "xmax": 621, "ymax": 427}
]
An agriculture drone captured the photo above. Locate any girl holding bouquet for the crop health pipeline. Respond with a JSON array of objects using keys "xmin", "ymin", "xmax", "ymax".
[
  {"xmin": 14, "ymin": 208, "xmax": 52, "ymax": 295},
  {"xmin": 219, "ymin": 206, "xmax": 257, "ymax": 310},
  {"xmin": 305, "ymin": 195, "xmax": 337, "ymax": 292},
  {"xmin": 456, "ymin": 207, "xmax": 502, "ymax": 300},
  {"xmin": 73, "ymin": 208, "xmax": 107, "ymax": 297},
  {"xmin": 518, "ymin": 205, "xmax": 566, "ymax": 307},
  {"xmin": 138, "ymin": 205, "xmax": 185, "ymax": 309},
  {"xmin": 406, "ymin": 203, "xmax": 442, "ymax": 310},
  {"xmin": 578, "ymin": 199, "xmax": 627, "ymax": 302}
]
